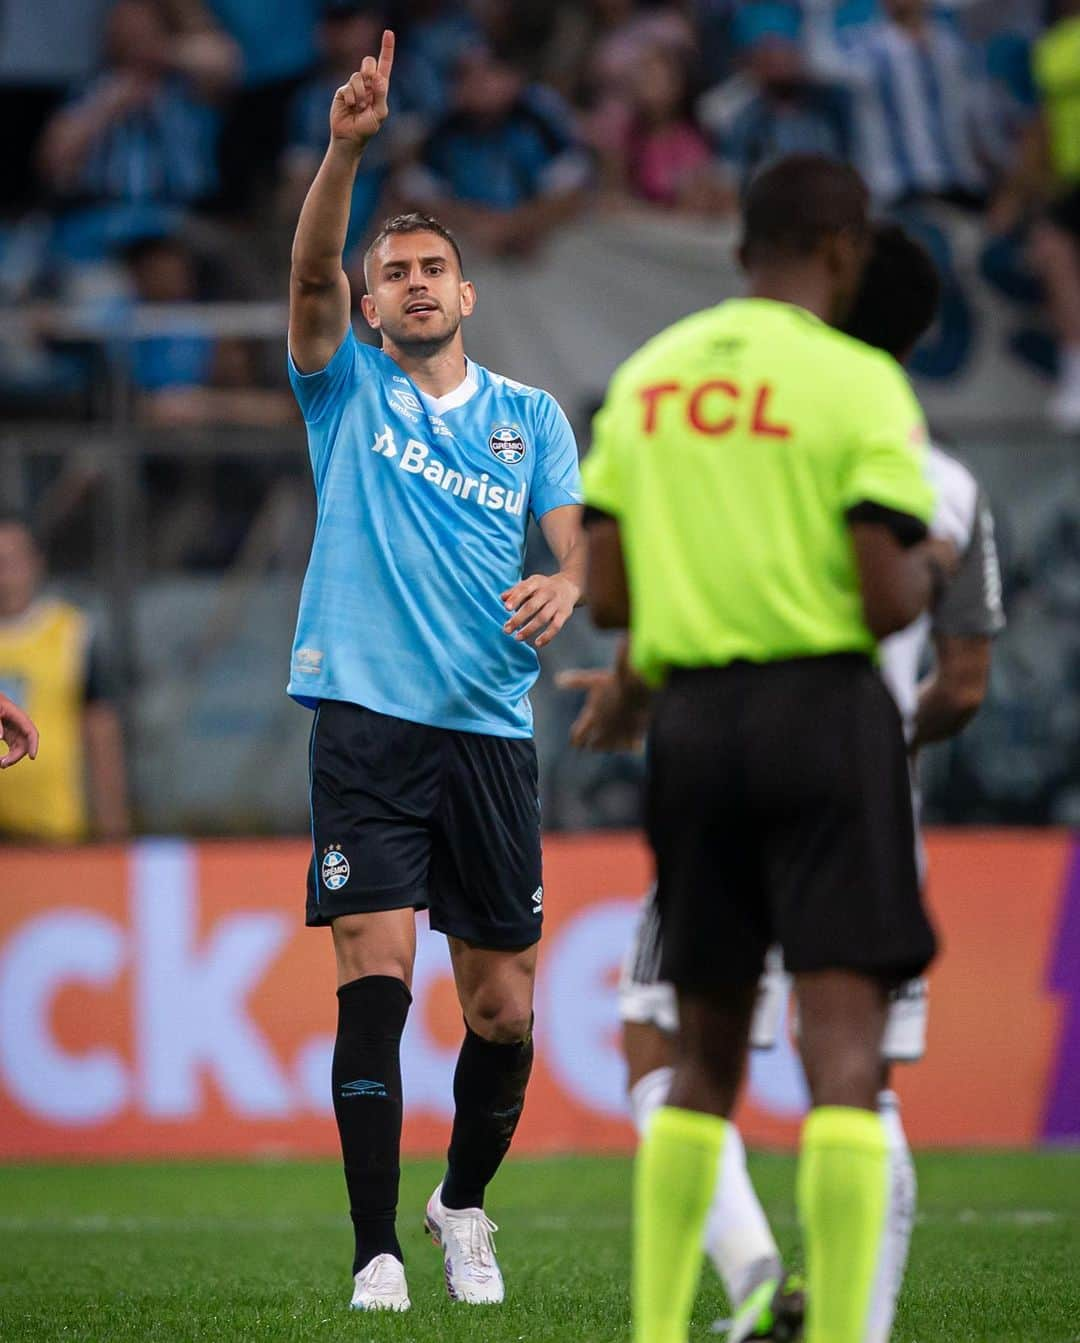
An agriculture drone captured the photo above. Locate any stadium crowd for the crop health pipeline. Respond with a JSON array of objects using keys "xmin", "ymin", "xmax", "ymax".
[
  {"xmin": 2, "ymin": 0, "xmax": 1079, "ymax": 841},
  {"xmin": 3, "ymin": 0, "xmax": 1080, "ymax": 425}
]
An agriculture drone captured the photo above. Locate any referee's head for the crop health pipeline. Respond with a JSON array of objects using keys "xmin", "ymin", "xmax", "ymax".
[
  {"xmin": 844, "ymin": 222, "xmax": 942, "ymax": 365},
  {"xmin": 739, "ymin": 154, "xmax": 871, "ymax": 324}
]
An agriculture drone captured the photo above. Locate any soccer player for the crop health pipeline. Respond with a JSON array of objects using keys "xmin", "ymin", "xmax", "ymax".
[
  {"xmin": 563, "ymin": 221, "xmax": 1004, "ymax": 1342},
  {"xmin": 580, "ymin": 153, "xmax": 956, "ymax": 1343},
  {"xmin": 0, "ymin": 692, "xmax": 38, "ymax": 768},
  {"xmin": 287, "ymin": 32, "xmax": 584, "ymax": 1312}
]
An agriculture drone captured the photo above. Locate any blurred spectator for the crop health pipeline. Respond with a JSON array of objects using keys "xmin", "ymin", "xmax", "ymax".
[
  {"xmin": 195, "ymin": 0, "xmax": 321, "ymax": 213},
  {"xmin": 993, "ymin": 2, "xmax": 1080, "ymax": 430},
  {"xmin": 281, "ymin": 4, "xmax": 393, "ymax": 260},
  {"xmin": 805, "ymin": 0, "xmax": 1006, "ymax": 207},
  {"xmin": 0, "ymin": 0, "xmax": 113, "ymax": 213},
  {"xmin": 37, "ymin": 0, "xmax": 232, "ymax": 263},
  {"xmin": 393, "ymin": 0, "xmax": 483, "ymax": 130},
  {"xmin": 585, "ymin": 0, "xmax": 697, "ymax": 109},
  {"xmin": 701, "ymin": 4, "xmax": 852, "ymax": 194},
  {"xmin": 402, "ymin": 46, "xmax": 591, "ymax": 258},
  {"xmin": 122, "ymin": 234, "xmax": 294, "ymax": 426},
  {"xmin": 0, "ymin": 511, "xmax": 130, "ymax": 842},
  {"xmin": 589, "ymin": 43, "xmax": 730, "ymax": 214}
]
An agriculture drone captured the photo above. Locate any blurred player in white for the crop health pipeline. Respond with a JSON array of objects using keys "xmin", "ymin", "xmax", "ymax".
[{"xmin": 561, "ymin": 222, "xmax": 1004, "ymax": 1343}]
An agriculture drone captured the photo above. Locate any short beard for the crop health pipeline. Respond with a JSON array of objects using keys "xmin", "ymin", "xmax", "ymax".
[{"xmin": 382, "ymin": 311, "xmax": 462, "ymax": 357}]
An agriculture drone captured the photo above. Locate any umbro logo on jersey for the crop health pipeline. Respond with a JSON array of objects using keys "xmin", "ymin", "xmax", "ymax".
[
  {"xmin": 389, "ymin": 387, "xmax": 423, "ymax": 421},
  {"xmin": 489, "ymin": 425, "xmax": 527, "ymax": 464}
]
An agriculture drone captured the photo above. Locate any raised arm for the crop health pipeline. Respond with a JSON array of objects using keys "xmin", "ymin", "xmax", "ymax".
[{"xmin": 289, "ymin": 29, "xmax": 394, "ymax": 374}]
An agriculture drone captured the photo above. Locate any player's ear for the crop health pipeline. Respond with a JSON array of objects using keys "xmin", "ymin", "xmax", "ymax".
[
  {"xmin": 360, "ymin": 292, "xmax": 381, "ymax": 330},
  {"xmin": 459, "ymin": 279, "xmax": 477, "ymax": 318}
]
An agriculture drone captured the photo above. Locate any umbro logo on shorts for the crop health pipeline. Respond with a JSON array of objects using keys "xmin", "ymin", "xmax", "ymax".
[{"xmin": 531, "ymin": 886, "xmax": 543, "ymax": 914}]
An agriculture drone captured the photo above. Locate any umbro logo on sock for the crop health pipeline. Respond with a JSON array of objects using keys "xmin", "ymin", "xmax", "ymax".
[{"xmin": 340, "ymin": 1079, "xmax": 389, "ymax": 1099}]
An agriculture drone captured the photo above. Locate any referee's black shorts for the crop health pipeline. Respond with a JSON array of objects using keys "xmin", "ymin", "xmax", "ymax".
[
  {"xmin": 647, "ymin": 654, "xmax": 937, "ymax": 993},
  {"xmin": 306, "ymin": 699, "xmax": 543, "ymax": 948}
]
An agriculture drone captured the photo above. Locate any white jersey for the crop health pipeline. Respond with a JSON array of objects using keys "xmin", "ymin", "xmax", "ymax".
[{"xmin": 879, "ymin": 445, "xmax": 1004, "ymax": 742}]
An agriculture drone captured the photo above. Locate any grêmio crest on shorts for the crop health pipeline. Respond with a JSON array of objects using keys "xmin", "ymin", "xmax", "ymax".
[{"xmin": 287, "ymin": 331, "xmax": 582, "ymax": 738}]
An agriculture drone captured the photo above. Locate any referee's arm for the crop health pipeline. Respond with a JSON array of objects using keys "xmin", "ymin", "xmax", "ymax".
[
  {"xmin": 843, "ymin": 360, "xmax": 958, "ymax": 639},
  {"xmin": 583, "ymin": 511, "xmax": 629, "ymax": 629},
  {"xmin": 848, "ymin": 518, "xmax": 956, "ymax": 640}
]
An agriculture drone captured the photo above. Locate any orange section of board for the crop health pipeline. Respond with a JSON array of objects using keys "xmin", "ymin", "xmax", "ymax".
[{"xmin": 0, "ymin": 832, "xmax": 1071, "ymax": 1159}]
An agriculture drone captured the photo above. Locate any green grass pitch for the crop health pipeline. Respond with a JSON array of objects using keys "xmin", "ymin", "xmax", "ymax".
[{"xmin": 1, "ymin": 1152, "xmax": 1077, "ymax": 1341}]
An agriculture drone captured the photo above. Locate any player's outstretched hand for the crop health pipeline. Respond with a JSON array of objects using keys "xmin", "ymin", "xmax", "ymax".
[
  {"xmin": 330, "ymin": 29, "xmax": 394, "ymax": 146},
  {"xmin": 555, "ymin": 668, "xmax": 649, "ymax": 752},
  {"xmin": 502, "ymin": 572, "xmax": 578, "ymax": 649},
  {"xmin": 0, "ymin": 693, "xmax": 39, "ymax": 769}
]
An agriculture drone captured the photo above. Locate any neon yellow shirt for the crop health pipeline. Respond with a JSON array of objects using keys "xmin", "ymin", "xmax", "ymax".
[
  {"xmin": 1034, "ymin": 16, "xmax": 1080, "ymax": 184},
  {"xmin": 0, "ymin": 599, "xmax": 90, "ymax": 842},
  {"xmin": 581, "ymin": 298, "xmax": 935, "ymax": 685}
]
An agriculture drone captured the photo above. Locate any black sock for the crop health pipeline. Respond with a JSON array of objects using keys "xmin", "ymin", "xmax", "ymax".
[
  {"xmin": 332, "ymin": 975, "xmax": 411, "ymax": 1273},
  {"xmin": 441, "ymin": 1019, "xmax": 534, "ymax": 1211}
]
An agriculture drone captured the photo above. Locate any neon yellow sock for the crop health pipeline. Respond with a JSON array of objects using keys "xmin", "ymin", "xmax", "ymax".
[
  {"xmin": 797, "ymin": 1106, "xmax": 890, "ymax": 1343},
  {"xmin": 633, "ymin": 1105, "xmax": 727, "ymax": 1343}
]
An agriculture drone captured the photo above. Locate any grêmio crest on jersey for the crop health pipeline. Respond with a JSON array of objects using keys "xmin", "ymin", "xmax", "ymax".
[{"xmin": 489, "ymin": 425, "xmax": 527, "ymax": 464}]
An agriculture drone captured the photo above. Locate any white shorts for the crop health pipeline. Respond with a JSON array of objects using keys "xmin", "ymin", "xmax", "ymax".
[{"xmin": 618, "ymin": 889, "xmax": 928, "ymax": 1063}]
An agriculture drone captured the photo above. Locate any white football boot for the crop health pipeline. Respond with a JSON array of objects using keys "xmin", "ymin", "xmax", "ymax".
[
  {"xmin": 349, "ymin": 1253, "xmax": 411, "ymax": 1311},
  {"xmin": 424, "ymin": 1183, "xmax": 505, "ymax": 1304}
]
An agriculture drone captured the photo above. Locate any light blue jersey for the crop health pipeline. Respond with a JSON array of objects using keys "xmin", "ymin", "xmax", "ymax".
[{"xmin": 288, "ymin": 330, "xmax": 582, "ymax": 737}]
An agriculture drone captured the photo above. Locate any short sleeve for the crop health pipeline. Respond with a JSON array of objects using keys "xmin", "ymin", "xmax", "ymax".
[
  {"xmin": 529, "ymin": 393, "xmax": 583, "ymax": 521},
  {"xmin": 841, "ymin": 355, "xmax": 935, "ymax": 532},
  {"xmin": 288, "ymin": 328, "xmax": 360, "ymax": 424},
  {"xmin": 580, "ymin": 394, "xmax": 624, "ymax": 520},
  {"xmin": 84, "ymin": 628, "xmax": 116, "ymax": 705},
  {"xmin": 933, "ymin": 491, "xmax": 1006, "ymax": 638}
]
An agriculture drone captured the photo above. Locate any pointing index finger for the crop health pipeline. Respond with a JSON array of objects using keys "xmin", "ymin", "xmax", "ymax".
[{"xmin": 377, "ymin": 29, "xmax": 395, "ymax": 80}]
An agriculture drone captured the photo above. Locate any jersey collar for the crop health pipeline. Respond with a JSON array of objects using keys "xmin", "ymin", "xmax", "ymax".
[{"xmin": 415, "ymin": 358, "xmax": 479, "ymax": 417}]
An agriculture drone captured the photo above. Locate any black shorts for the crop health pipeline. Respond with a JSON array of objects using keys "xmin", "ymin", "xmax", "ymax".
[
  {"xmin": 647, "ymin": 655, "xmax": 937, "ymax": 992},
  {"xmin": 306, "ymin": 699, "xmax": 543, "ymax": 947}
]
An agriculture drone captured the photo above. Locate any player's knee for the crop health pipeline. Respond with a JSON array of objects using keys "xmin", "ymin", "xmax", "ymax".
[{"xmin": 466, "ymin": 997, "xmax": 533, "ymax": 1044}]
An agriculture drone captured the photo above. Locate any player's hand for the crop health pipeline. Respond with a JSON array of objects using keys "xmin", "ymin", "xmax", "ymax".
[
  {"xmin": 0, "ymin": 693, "xmax": 39, "ymax": 769},
  {"xmin": 330, "ymin": 29, "xmax": 394, "ymax": 146},
  {"xmin": 502, "ymin": 572, "xmax": 579, "ymax": 649},
  {"xmin": 556, "ymin": 668, "xmax": 649, "ymax": 752}
]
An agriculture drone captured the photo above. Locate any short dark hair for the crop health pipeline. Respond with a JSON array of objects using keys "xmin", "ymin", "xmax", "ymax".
[
  {"xmin": 741, "ymin": 154, "xmax": 870, "ymax": 266},
  {"xmin": 364, "ymin": 212, "xmax": 464, "ymax": 279},
  {"xmin": 843, "ymin": 222, "xmax": 941, "ymax": 362}
]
